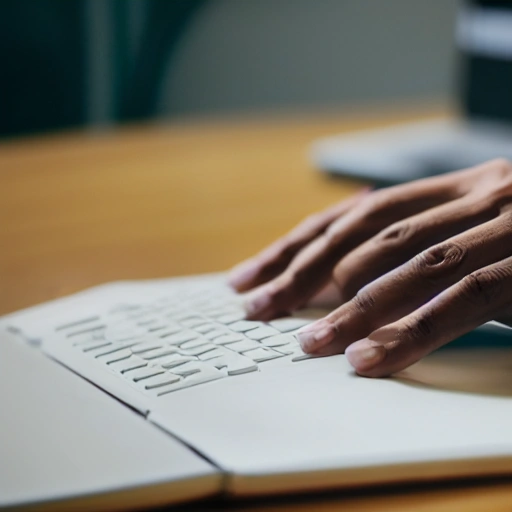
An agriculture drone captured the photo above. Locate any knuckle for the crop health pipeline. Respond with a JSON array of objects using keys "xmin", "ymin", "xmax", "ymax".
[
  {"xmin": 351, "ymin": 289, "xmax": 377, "ymax": 315},
  {"xmin": 458, "ymin": 268, "xmax": 507, "ymax": 306},
  {"xmin": 375, "ymin": 221, "xmax": 415, "ymax": 246},
  {"xmin": 413, "ymin": 243, "xmax": 467, "ymax": 282},
  {"xmin": 401, "ymin": 312, "xmax": 437, "ymax": 344}
]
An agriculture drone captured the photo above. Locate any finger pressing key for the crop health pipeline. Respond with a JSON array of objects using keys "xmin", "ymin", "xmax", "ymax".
[
  {"xmin": 346, "ymin": 256, "xmax": 512, "ymax": 377},
  {"xmin": 297, "ymin": 214, "xmax": 512, "ymax": 355}
]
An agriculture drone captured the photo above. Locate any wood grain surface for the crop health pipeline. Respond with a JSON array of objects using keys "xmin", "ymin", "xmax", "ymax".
[{"xmin": 3, "ymin": 104, "xmax": 512, "ymax": 510}]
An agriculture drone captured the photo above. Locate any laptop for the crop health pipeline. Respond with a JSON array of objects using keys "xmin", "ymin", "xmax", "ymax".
[
  {"xmin": 311, "ymin": 0, "xmax": 512, "ymax": 185},
  {"xmin": 2, "ymin": 272, "xmax": 512, "ymax": 510}
]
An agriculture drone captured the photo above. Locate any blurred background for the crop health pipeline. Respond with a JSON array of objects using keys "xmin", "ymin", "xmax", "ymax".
[{"xmin": 0, "ymin": 0, "xmax": 458, "ymax": 139}]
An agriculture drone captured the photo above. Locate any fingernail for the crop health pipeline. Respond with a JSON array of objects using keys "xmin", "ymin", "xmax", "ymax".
[
  {"xmin": 345, "ymin": 339, "xmax": 386, "ymax": 371},
  {"xmin": 228, "ymin": 262, "xmax": 259, "ymax": 289},
  {"xmin": 244, "ymin": 289, "xmax": 272, "ymax": 317},
  {"xmin": 297, "ymin": 320, "xmax": 336, "ymax": 352}
]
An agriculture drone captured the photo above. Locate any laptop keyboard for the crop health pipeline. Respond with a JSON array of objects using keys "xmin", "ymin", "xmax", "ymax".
[{"xmin": 52, "ymin": 282, "xmax": 315, "ymax": 397}]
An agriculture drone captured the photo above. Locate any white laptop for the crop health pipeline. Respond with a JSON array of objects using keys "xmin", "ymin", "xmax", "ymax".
[
  {"xmin": 312, "ymin": 1, "xmax": 512, "ymax": 185},
  {"xmin": 2, "ymin": 272, "xmax": 512, "ymax": 510}
]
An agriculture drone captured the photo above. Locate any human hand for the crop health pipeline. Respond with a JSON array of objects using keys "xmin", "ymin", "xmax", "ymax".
[{"xmin": 229, "ymin": 159, "xmax": 512, "ymax": 377}]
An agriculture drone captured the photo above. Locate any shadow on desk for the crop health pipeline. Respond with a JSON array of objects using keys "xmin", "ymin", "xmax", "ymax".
[
  {"xmin": 167, "ymin": 475, "xmax": 512, "ymax": 512},
  {"xmin": 396, "ymin": 348, "xmax": 512, "ymax": 398},
  {"xmin": 395, "ymin": 328, "xmax": 512, "ymax": 398}
]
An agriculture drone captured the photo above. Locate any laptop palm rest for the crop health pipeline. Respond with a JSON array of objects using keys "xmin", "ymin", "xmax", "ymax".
[{"xmin": 151, "ymin": 351, "xmax": 512, "ymax": 496}]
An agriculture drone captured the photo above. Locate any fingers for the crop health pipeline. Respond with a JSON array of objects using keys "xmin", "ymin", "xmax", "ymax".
[
  {"xmin": 346, "ymin": 254, "xmax": 512, "ymax": 377},
  {"xmin": 296, "ymin": 213, "xmax": 512, "ymax": 354},
  {"xmin": 244, "ymin": 175, "xmax": 466, "ymax": 320},
  {"xmin": 228, "ymin": 188, "xmax": 371, "ymax": 292},
  {"xmin": 333, "ymin": 192, "xmax": 497, "ymax": 302}
]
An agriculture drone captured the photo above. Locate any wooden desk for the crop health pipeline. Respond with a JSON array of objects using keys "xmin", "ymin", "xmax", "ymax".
[{"xmin": 2, "ymin": 105, "xmax": 512, "ymax": 510}]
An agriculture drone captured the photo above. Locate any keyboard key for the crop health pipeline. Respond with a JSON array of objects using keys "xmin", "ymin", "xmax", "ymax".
[
  {"xmin": 172, "ymin": 311, "xmax": 200, "ymax": 322},
  {"xmin": 125, "ymin": 308, "xmax": 155, "ymax": 320},
  {"xmin": 196, "ymin": 304, "xmax": 236, "ymax": 316},
  {"xmin": 129, "ymin": 366, "xmax": 165, "ymax": 382},
  {"xmin": 243, "ymin": 347, "xmax": 285, "ymax": 363},
  {"xmin": 199, "ymin": 347, "xmax": 258, "ymax": 376},
  {"xmin": 156, "ymin": 363, "xmax": 225, "ymax": 395},
  {"xmin": 180, "ymin": 316, "xmax": 209, "ymax": 328},
  {"xmin": 245, "ymin": 326, "xmax": 280, "ymax": 340},
  {"xmin": 180, "ymin": 344, "xmax": 218, "ymax": 357},
  {"xmin": 80, "ymin": 341, "xmax": 112, "ymax": 352},
  {"xmin": 172, "ymin": 366, "xmax": 201, "ymax": 377},
  {"xmin": 159, "ymin": 354, "xmax": 197, "ymax": 369},
  {"xmin": 143, "ymin": 372, "xmax": 181, "ymax": 390},
  {"xmin": 66, "ymin": 331, "xmax": 104, "ymax": 345},
  {"xmin": 197, "ymin": 348, "xmax": 224, "ymax": 361},
  {"xmin": 203, "ymin": 328, "xmax": 231, "ymax": 341},
  {"xmin": 291, "ymin": 353, "xmax": 314, "ymax": 362},
  {"xmin": 140, "ymin": 347, "xmax": 179, "ymax": 360},
  {"xmin": 229, "ymin": 321, "xmax": 262, "ymax": 333},
  {"xmin": 179, "ymin": 339, "xmax": 211, "ymax": 350},
  {"xmin": 194, "ymin": 323, "xmax": 219, "ymax": 334},
  {"xmin": 161, "ymin": 330, "xmax": 200, "ymax": 345},
  {"xmin": 154, "ymin": 323, "xmax": 182, "ymax": 337},
  {"xmin": 110, "ymin": 303, "xmax": 143, "ymax": 314},
  {"xmin": 55, "ymin": 316, "xmax": 101, "ymax": 331},
  {"xmin": 214, "ymin": 311, "xmax": 246, "ymax": 324},
  {"xmin": 66, "ymin": 324, "xmax": 106, "ymax": 339},
  {"xmin": 269, "ymin": 317, "xmax": 312, "ymax": 333},
  {"xmin": 105, "ymin": 322, "xmax": 148, "ymax": 342},
  {"xmin": 259, "ymin": 333, "xmax": 297, "ymax": 348},
  {"xmin": 274, "ymin": 344, "xmax": 314, "ymax": 362},
  {"xmin": 213, "ymin": 333, "xmax": 245, "ymax": 345},
  {"xmin": 136, "ymin": 317, "xmax": 164, "ymax": 327},
  {"xmin": 224, "ymin": 338, "xmax": 261, "ymax": 353},
  {"xmin": 93, "ymin": 340, "xmax": 141, "ymax": 357},
  {"xmin": 97, "ymin": 348, "xmax": 133, "ymax": 363},
  {"xmin": 147, "ymin": 323, "xmax": 169, "ymax": 333},
  {"xmin": 108, "ymin": 356, "xmax": 148, "ymax": 374},
  {"xmin": 130, "ymin": 342, "xmax": 164, "ymax": 354}
]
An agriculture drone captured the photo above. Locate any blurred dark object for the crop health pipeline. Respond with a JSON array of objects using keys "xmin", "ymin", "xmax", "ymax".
[
  {"xmin": 0, "ymin": 1, "xmax": 87, "ymax": 138},
  {"xmin": 460, "ymin": 0, "xmax": 512, "ymax": 122},
  {"xmin": 0, "ymin": 0, "xmax": 206, "ymax": 138},
  {"xmin": 112, "ymin": 0, "xmax": 207, "ymax": 122}
]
